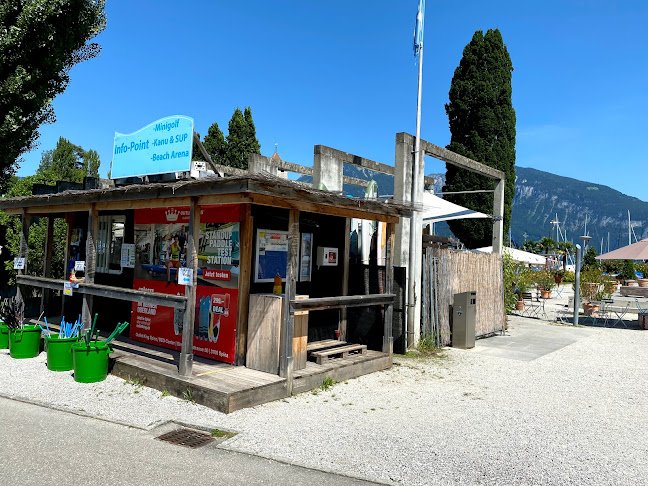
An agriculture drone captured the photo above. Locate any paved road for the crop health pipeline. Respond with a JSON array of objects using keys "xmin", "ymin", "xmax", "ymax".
[{"xmin": 0, "ymin": 397, "xmax": 377, "ymax": 486}]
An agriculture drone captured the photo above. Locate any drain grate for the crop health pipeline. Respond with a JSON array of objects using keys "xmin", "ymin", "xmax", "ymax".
[{"xmin": 155, "ymin": 428, "xmax": 215, "ymax": 449}]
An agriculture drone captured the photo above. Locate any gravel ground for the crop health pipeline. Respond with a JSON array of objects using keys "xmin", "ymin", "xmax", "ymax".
[{"xmin": 2, "ymin": 298, "xmax": 647, "ymax": 485}]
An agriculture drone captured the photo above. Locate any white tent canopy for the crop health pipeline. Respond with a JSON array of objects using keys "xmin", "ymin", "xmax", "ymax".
[
  {"xmin": 476, "ymin": 246, "xmax": 547, "ymax": 266},
  {"xmin": 421, "ymin": 191, "xmax": 489, "ymax": 224}
]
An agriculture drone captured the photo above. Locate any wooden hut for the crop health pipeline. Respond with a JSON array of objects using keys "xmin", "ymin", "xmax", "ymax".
[{"xmin": 0, "ymin": 174, "xmax": 409, "ymax": 412}]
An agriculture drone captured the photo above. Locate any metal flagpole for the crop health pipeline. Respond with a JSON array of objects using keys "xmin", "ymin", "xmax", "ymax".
[{"xmin": 408, "ymin": 0, "xmax": 425, "ymax": 347}]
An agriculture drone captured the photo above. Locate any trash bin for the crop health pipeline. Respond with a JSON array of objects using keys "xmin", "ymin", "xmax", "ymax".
[{"xmin": 452, "ymin": 291, "xmax": 476, "ymax": 349}]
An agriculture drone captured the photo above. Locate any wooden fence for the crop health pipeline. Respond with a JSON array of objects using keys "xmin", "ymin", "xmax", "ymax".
[{"xmin": 422, "ymin": 247, "xmax": 504, "ymax": 346}]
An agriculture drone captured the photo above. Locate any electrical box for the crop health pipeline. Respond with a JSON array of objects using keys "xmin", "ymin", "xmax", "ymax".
[
  {"xmin": 452, "ymin": 291, "xmax": 476, "ymax": 349},
  {"xmin": 316, "ymin": 247, "xmax": 338, "ymax": 267}
]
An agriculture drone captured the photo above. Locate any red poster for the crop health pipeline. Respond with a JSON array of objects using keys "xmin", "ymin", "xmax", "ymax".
[{"xmin": 131, "ymin": 205, "xmax": 240, "ymax": 363}]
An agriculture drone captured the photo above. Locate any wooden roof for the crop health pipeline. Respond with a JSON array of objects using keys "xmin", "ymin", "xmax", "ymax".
[{"xmin": 0, "ymin": 174, "xmax": 410, "ymax": 223}]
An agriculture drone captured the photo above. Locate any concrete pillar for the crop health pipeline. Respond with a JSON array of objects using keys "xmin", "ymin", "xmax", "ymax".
[
  {"xmin": 492, "ymin": 178, "xmax": 505, "ymax": 254},
  {"xmin": 313, "ymin": 146, "xmax": 343, "ymax": 192},
  {"xmin": 394, "ymin": 133, "xmax": 423, "ymax": 347},
  {"xmin": 248, "ymin": 153, "xmax": 280, "ymax": 177}
]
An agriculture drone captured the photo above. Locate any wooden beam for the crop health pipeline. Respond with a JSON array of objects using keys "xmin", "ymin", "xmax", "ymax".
[
  {"xmin": 383, "ymin": 223, "xmax": 395, "ymax": 354},
  {"xmin": 40, "ymin": 216, "xmax": 54, "ymax": 315},
  {"xmin": 96, "ymin": 197, "xmax": 191, "ymax": 211},
  {"xmin": 192, "ymin": 131, "xmax": 220, "ymax": 174},
  {"xmin": 16, "ymin": 213, "xmax": 30, "ymax": 307},
  {"xmin": 197, "ymin": 194, "xmax": 252, "ymax": 207},
  {"xmin": 340, "ymin": 218, "xmax": 350, "ymax": 341},
  {"xmin": 280, "ymin": 209, "xmax": 299, "ymax": 389},
  {"xmin": 26, "ymin": 203, "xmax": 92, "ymax": 215},
  {"xmin": 18, "ymin": 275, "xmax": 187, "ymax": 308},
  {"xmin": 82, "ymin": 205, "xmax": 98, "ymax": 330},
  {"xmin": 249, "ymin": 193, "xmax": 400, "ymax": 224},
  {"xmin": 236, "ymin": 204, "xmax": 253, "ymax": 366},
  {"xmin": 290, "ymin": 293, "xmax": 396, "ymax": 312},
  {"xmin": 61, "ymin": 214, "xmax": 73, "ymax": 319},
  {"xmin": 179, "ymin": 198, "xmax": 200, "ymax": 376}
]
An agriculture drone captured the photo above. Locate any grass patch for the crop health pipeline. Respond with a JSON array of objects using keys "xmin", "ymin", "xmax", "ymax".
[
  {"xmin": 182, "ymin": 388, "xmax": 195, "ymax": 404},
  {"xmin": 210, "ymin": 428, "xmax": 236, "ymax": 439},
  {"xmin": 160, "ymin": 390, "xmax": 170, "ymax": 398},
  {"xmin": 320, "ymin": 376, "xmax": 335, "ymax": 391}
]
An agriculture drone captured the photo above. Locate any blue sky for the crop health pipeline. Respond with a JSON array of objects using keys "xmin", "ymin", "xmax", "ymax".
[{"xmin": 17, "ymin": 1, "xmax": 648, "ymax": 201}]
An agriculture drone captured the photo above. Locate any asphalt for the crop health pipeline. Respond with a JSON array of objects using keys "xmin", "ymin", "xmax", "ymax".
[{"xmin": 0, "ymin": 396, "xmax": 379, "ymax": 486}]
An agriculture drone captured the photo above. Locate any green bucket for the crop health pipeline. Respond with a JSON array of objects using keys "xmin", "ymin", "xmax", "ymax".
[
  {"xmin": 46, "ymin": 335, "xmax": 78, "ymax": 371},
  {"xmin": 9, "ymin": 325, "xmax": 42, "ymax": 359},
  {"xmin": 71, "ymin": 341, "xmax": 112, "ymax": 383},
  {"xmin": 0, "ymin": 323, "xmax": 8, "ymax": 350}
]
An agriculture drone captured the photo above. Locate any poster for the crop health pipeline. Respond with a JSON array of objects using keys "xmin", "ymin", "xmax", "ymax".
[
  {"xmin": 255, "ymin": 229, "xmax": 288, "ymax": 282},
  {"xmin": 121, "ymin": 243, "xmax": 136, "ymax": 268},
  {"xmin": 299, "ymin": 233, "xmax": 313, "ymax": 282},
  {"xmin": 130, "ymin": 204, "xmax": 240, "ymax": 363}
]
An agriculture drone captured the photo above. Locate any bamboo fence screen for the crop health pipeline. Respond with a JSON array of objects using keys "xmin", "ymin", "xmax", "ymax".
[{"xmin": 423, "ymin": 247, "xmax": 504, "ymax": 346}]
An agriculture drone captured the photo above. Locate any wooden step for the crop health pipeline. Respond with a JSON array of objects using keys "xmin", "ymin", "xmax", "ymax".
[{"xmin": 309, "ymin": 344, "xmax": 367, "ymax": 365}]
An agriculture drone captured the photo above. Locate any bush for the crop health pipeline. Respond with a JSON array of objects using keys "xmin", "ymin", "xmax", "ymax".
[
  {"xmin": 635, "ymin": 263, "xmax": 648, "ymax": 279},
  {"xmin": 620, "ymin": 260, "xmax": 636, "ymax": 281},
  {"xmin": 562, "ymin": 271, "xmax": 576, "ymax": 283},
  {"xmin": 600, "ymin": 260, "xmax": 623, "ymax": 274}
]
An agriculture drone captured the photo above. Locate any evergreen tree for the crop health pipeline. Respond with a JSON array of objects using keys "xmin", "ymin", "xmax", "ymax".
[
  {"xmin": 83, "ymin": 149, "xmax": 101, "ymax": 178},
  {"xmin": 48, "ymin": 137, "xmax": 85, "ymax": 182},
  {"xmin": 225, "ymin": 107, "xmax": 261, "ymax": 170},
  {"xmin": 203, "ymin": 122, "xmax": 227, "ymax": 165},
  {"xmin": 192, "ymin": 132, "xmax": 204, "ymax": 161},
  {"xmin": 0, "ymin": 0, "xmax": 106, "ymax": 190},
  {"xmin": 443, "ymin": 29, "xmax": 516, "ymax": 249}
]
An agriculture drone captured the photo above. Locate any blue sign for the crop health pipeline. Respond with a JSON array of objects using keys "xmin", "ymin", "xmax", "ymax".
[{"xmin": 111, "ymin": 115, "xmax": 194, "ymax": 179}]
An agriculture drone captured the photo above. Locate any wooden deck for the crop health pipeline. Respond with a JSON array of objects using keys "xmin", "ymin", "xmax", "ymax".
[{"xmin": 107, "ymin": 336, "xmax": 391, "ymax": 413}]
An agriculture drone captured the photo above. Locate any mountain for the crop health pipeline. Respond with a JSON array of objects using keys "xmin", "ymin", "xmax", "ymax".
[
  {"xmin": 300, "ymin": 165, "xmax": 648, "ymax": 252},
  {"xmin": 512, "ymin": 166, "xmax": 648, "ymax": 250}
]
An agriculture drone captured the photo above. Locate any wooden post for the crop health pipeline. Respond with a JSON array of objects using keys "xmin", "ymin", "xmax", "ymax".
[
  {"xmin": 179, "ymin": 198, "xmax": 200, "ymax": 376},
  {"xmin": 492, "ymin": 178, "xmax": 505, "ymax": 254},
  {"xmin": 16, "ymin": 213, "xmax": 30, "ymax": 307},
  {"xmin": 40, "ymin": 216, "xmax": 54, "ymax": 315},
  {"xmin": 82, "ymin": 206, "xmax": 98, "ymax": 330},
  {"xmin": 383, "ymin": 223, "xmax": 395, "ymax": 354},
  {"xmin": 60, "ymin": 214, "xmax": 73, "ymax": 319},
  {"xmin": 339, "ymin": 217, "xmax": 350, "ymax": 340},
  {"xmin": 280, "ymin": 209, "xmax": 299, "ymax": 391},
  {"xmin": 236, "ymin": 204, "xmax": 253, "ymax": 366}
]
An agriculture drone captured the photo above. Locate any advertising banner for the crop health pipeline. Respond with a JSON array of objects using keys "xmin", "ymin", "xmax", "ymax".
[
  {"xmin": 131, "ymin": 204, "xmax": 240, "ymax": 363},
  {"xmin": 111, "ymin": 115, "xmax": 194, "ymax": 179}
]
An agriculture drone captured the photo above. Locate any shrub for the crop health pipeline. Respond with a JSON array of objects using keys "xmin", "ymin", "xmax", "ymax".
[{"xmin": 620, "ymin": 260, "xmax": 636, "ymax": 281}]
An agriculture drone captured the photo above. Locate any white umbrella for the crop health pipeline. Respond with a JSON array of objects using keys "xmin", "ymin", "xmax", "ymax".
[{"xmin": 421, "ymin": 191, "xmax": 489, "ymax": 224}]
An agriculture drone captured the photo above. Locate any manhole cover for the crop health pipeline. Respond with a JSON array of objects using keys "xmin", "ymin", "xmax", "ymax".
[{"xmin": 155, "ymin": 428, "xmax": 215, "ymax": 449}]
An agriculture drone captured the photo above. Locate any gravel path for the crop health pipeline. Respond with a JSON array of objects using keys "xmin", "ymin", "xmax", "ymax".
[{"xmin": 1, "ymin": 312, "xmax": 647, "ymax": 485}]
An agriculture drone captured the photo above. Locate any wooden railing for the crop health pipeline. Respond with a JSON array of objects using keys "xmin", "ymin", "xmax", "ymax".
[{"xmin": 290, "ymin": 293, "xmax": 395, "ymax": 313}]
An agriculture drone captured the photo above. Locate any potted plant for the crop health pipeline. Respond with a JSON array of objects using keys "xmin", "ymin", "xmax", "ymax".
[
  {"xmin": 1, "ymin": 298, "xmax": 42, "ymax": 359},
  {"xmin": 553, "ymin": 269, "xmax": 566, "ymax": 285},
  {"xmin": 514, "ymin": 268, "xmax": 532, "ymax": 311},
  {"xmin": 579, "ymin": 268, "xmax": 604, "ymax": 316},
  {"xmin": 536, "ymin": 270, "xmax": 556, "ymax": 298}
]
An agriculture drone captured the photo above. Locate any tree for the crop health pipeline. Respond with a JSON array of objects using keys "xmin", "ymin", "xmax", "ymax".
[
  {"xmin": 443, "ymin": 29, "xmax": 516, "ymax": 249},
  {"xmin": 539, "ymin": 237, "xmax": 557, "ymax": 255},
  {"xmin": 37, "ymin": 137, "xmax": 100, "ymax": 182},
  {"xmin": 203, "ymin": 123, "xmax": 227, "ymax": 165},
  {"xmin": 225, "ymin": 107, "xmax": 261, "ymax": 170},
  {"xmin": 582, "ymin": 246, "xmax": 599, "ymax": 271},
  {"xmin": 83, "ymin": 149, "xmax": 101, "ymax": 178},
  {"xmin": 0, "ymin": 0, "xmax": 106, "ymax": 190},
  {"xmin": 0, "ymin": 173, "xmax": 67, "ymax": 286},
  {"xmin": 556, "ymin": 241, "xmax": 575, "ymax": 271}
]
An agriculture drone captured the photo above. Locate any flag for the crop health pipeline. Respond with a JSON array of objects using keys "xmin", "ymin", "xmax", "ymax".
[{"xmin": 413, "ymin": 0, "xmax": 425, "ymax": 57}]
